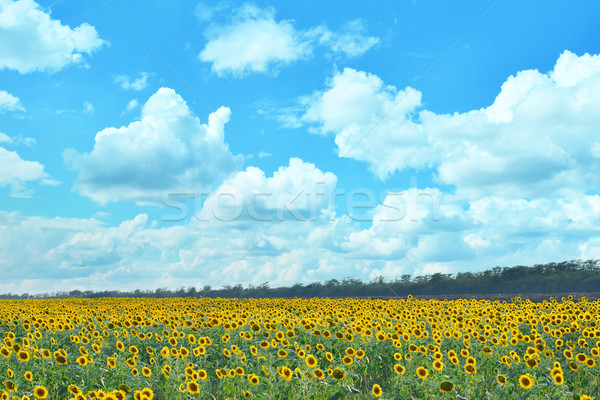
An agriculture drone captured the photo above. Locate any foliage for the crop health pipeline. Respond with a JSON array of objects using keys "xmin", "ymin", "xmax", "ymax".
[{"xmin": 0, "ymin": 296, "xmax": 599, "ymax": 399}]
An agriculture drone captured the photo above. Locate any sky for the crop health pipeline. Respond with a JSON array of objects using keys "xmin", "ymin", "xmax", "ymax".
[{"xmin": 1, "ymin": 0, "xmax": 600, "ymax": 294}]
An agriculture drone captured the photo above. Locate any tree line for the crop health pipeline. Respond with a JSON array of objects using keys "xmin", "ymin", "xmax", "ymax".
[{"xmin": 1, "ymin": 259, "xmax": 599, "ymax": 299}]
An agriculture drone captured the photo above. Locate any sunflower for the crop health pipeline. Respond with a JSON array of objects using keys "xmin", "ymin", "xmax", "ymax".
[
  {"xmin": 305, "ymin": 355, "xmax": 318, "ymax": 368},
  {"xmin": 179, "ymin": 347, "xmax": 190, "ymax": 358},
  {"xmin": 187, "ymin": 382, "xmax": 200, "ymax": 395},
  {"xmin": 277, "ymin": 349, "xmax": 288, "ymax": 358},
  {"xmin": 526, "ymin": 358, "xmax": 538, "ymax": 368},
  {"xmin": 519, "ymin": 374, "xmax": 534, "ymax": 390},
  {"xmin": 569, "ymin": 362, "xmax": 579, "ymax": 372},
  {"xmin": 24, "ymin": 371, "xmax": 33, "ymax": 381},
  {"xmin": 439, "ymin": 381, "xmax": 455, "ymax": 392},
  {"xmin": 342, "ymin": 356, "xmax": 353, "ymax": 366},
  {"xmin": 33, "ymin": 386, "xmax": 48, "ymax": 399},
  {"xmin": 248, "ymin": 374, "xmax": 260, "ymax": 385},
  {"xmin": 76, "ymin": 356, "xmax": 87, "ymax": 366},
  {"xmin": 496, "ymin": 374, "xmax": 507, "ymax": 386},
  {"xmin": 563, "ymin": 349, "xmax": 573, "ymax": 360},
  {"xmin": 16, "ymin": 351, "xmax": 29, "ymax": 362},
  {"xmin": 372, "ymin": 384, "xmax": 382, "ymax": 397},
  {"xmin": 279, "ymin": 366, "xmax": 293, "ymax": 382},
  {"xmin": 464, "ymin": 364, "xmax": 477, "ymax": 374},
  {"xmin": 313, "ymin": 368, "xmax": 325, "ymax": 380},
  {"xmin": 142, "ymin": 367, "xmax": 151, "ymax": 377},
  {"xmin": 54, "ymin": 354, "xmax": 67, "ymax": 365},
  {"xmin": 586, "ymin": 358, "xmax": 596, "ymax": 367},
  {"xmin": 331, "ymin": 368, "xmax": 346, "ymax": 379},
  {"xmin": 5, "ymin": 381, "xmax": 16, "ymax": 392},
  {"xmin": 394, "ymin": 364, "xmax": 406, "ymax": 375},
  {"xmin": 416, "ymin": 366, "xmax": 429, "ymax": 379},
  {"xmin": 433, "ymin": 360, "xmax": 444, "ymax": 371},
  {"xmin": 160, "ymin": 347, "xmax": 169, "ymax": 358},
  {"xmin": 197, "ymin": 369, "xmax": 207, "ymax": 380},
  {"xmin": 552, "ymin": 372, "xmax": 564, "ymax": 385},
  {"xmin": 576, "ymin": 353, "xmax": 587, "ymax": 363}
]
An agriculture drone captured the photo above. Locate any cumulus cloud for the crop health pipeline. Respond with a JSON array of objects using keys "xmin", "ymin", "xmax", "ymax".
[
  {"xmin": 301, "ymin": 68, "xmax": 427, "ymax": 179},
  {"xmin": 0, "ymin": 90, "xmax": 24, "ymax": 112},
  {"xmin": 0, "ymin": 0, "xmax": 106, "ymax": 73},
  {"xmin": 2, "ymin": 176, "xmax": 600, "ymax": 294},
  {"xmin": 0, "ymin": 146, "xmax": 51, "ymax": 196},
  {"xmin": 198, "ymin": 3, "xmax": 379, "ymax": 77},
  {"xmin": 4, "ymin": 187, "xmax": 600, "ymax": 294},
  {"xmin": 0, "ymin": 132, "xmax": 11, "ymax": 143},
  {"xmin": 298, "ymin": 51, "xmax": 600, "ymax": 198},
  {"xmin": 63, "ymin": 87, "xmax": 243, "ymax": 204},
  {"xmin": 199, "ymin": 4, "xmax": 312, "ymax": 77},
  {"xmin": 114, "ymin": 72, "xmax": 152, "ymax": 91},
  {"xmin": 0, "ymin": 159, "xmax": 354, "ymax": 293},
  {"xmin": 196, "ymin": 157, "xmax": 337, "ymax": 222}
]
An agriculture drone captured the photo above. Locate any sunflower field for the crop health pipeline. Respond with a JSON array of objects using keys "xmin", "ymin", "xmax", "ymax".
[{"xmin": 0, "ymin": 295, "xmax": 599, "ymax": 399}]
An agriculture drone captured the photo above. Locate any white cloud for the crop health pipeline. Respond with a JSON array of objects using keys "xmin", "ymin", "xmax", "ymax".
[
  {"xmin": 197, "ymin": 158, "xmax": 337, "ymax": 222},
  {"xmin": 63, "ymin": 87, "xmax": 243, "ymax": 204},
  {"xmin": 194, "ymin": 1, "xmax": 229, "ymax": 22},
  {"xmin": 0, "ymin": 90, "xmax": 24, "ymax": 112},
  {"xmin": 18, "ymin": 136, "xmax": 36, "ymax": 146},
  {"xmin": 2, "ymin": 180, "xmax": 600, "ymax": 293},
  {"xmin": 0, "ymin": 158, "xmax": 353, "ymax": 293},
  {"xmin": 199, "ymin": 4, "xmax": 311, "ymax": 77},
  {"xmin": 0, "ymin": 132, "xmax": 36, "ymax": 146},
  {"xmin": 0, "ymin": 0, "xmax": 106, "ymax": 73},
  {"xmin": 0, "ymin": 132, "xmax": 12, "ymax": 143},
  {"xmin": 83, "ymin": 101, "xmax": 94, "ymax": 115},
  {"xmin": 298, "ymin": 51, "xmax": 600, "ymax": 198},
  {"xmin": 198, "ymin": 4, "xmax": 380, "ymax": 77},
  {"xmin": 114, "ymin": 72, "xmax": 152, "ymax": 91},
  {"xmin": 0, "ymin": 146, "xmax": 50, "ymax": 196},
  {"xmin": 125, "ymin": 99, "xmax": 139, "ymax": 112},
  {"xmin": 301, "ymin": 68, "xmax": 427, "ymax": 179},
  {"xmin": 316, "ymin": 19, "xmax": 380, "ymax": 57}
]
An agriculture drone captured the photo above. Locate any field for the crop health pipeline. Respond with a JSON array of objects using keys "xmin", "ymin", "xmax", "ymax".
[{"xmin": 0, "ymin": 296, "xmax": 599, "ymax": 400}]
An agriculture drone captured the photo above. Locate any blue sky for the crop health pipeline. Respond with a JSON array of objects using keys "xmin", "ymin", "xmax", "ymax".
[{"xmin": 1, "ymin": 0, "xmax": 600, "ymax": 294}]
